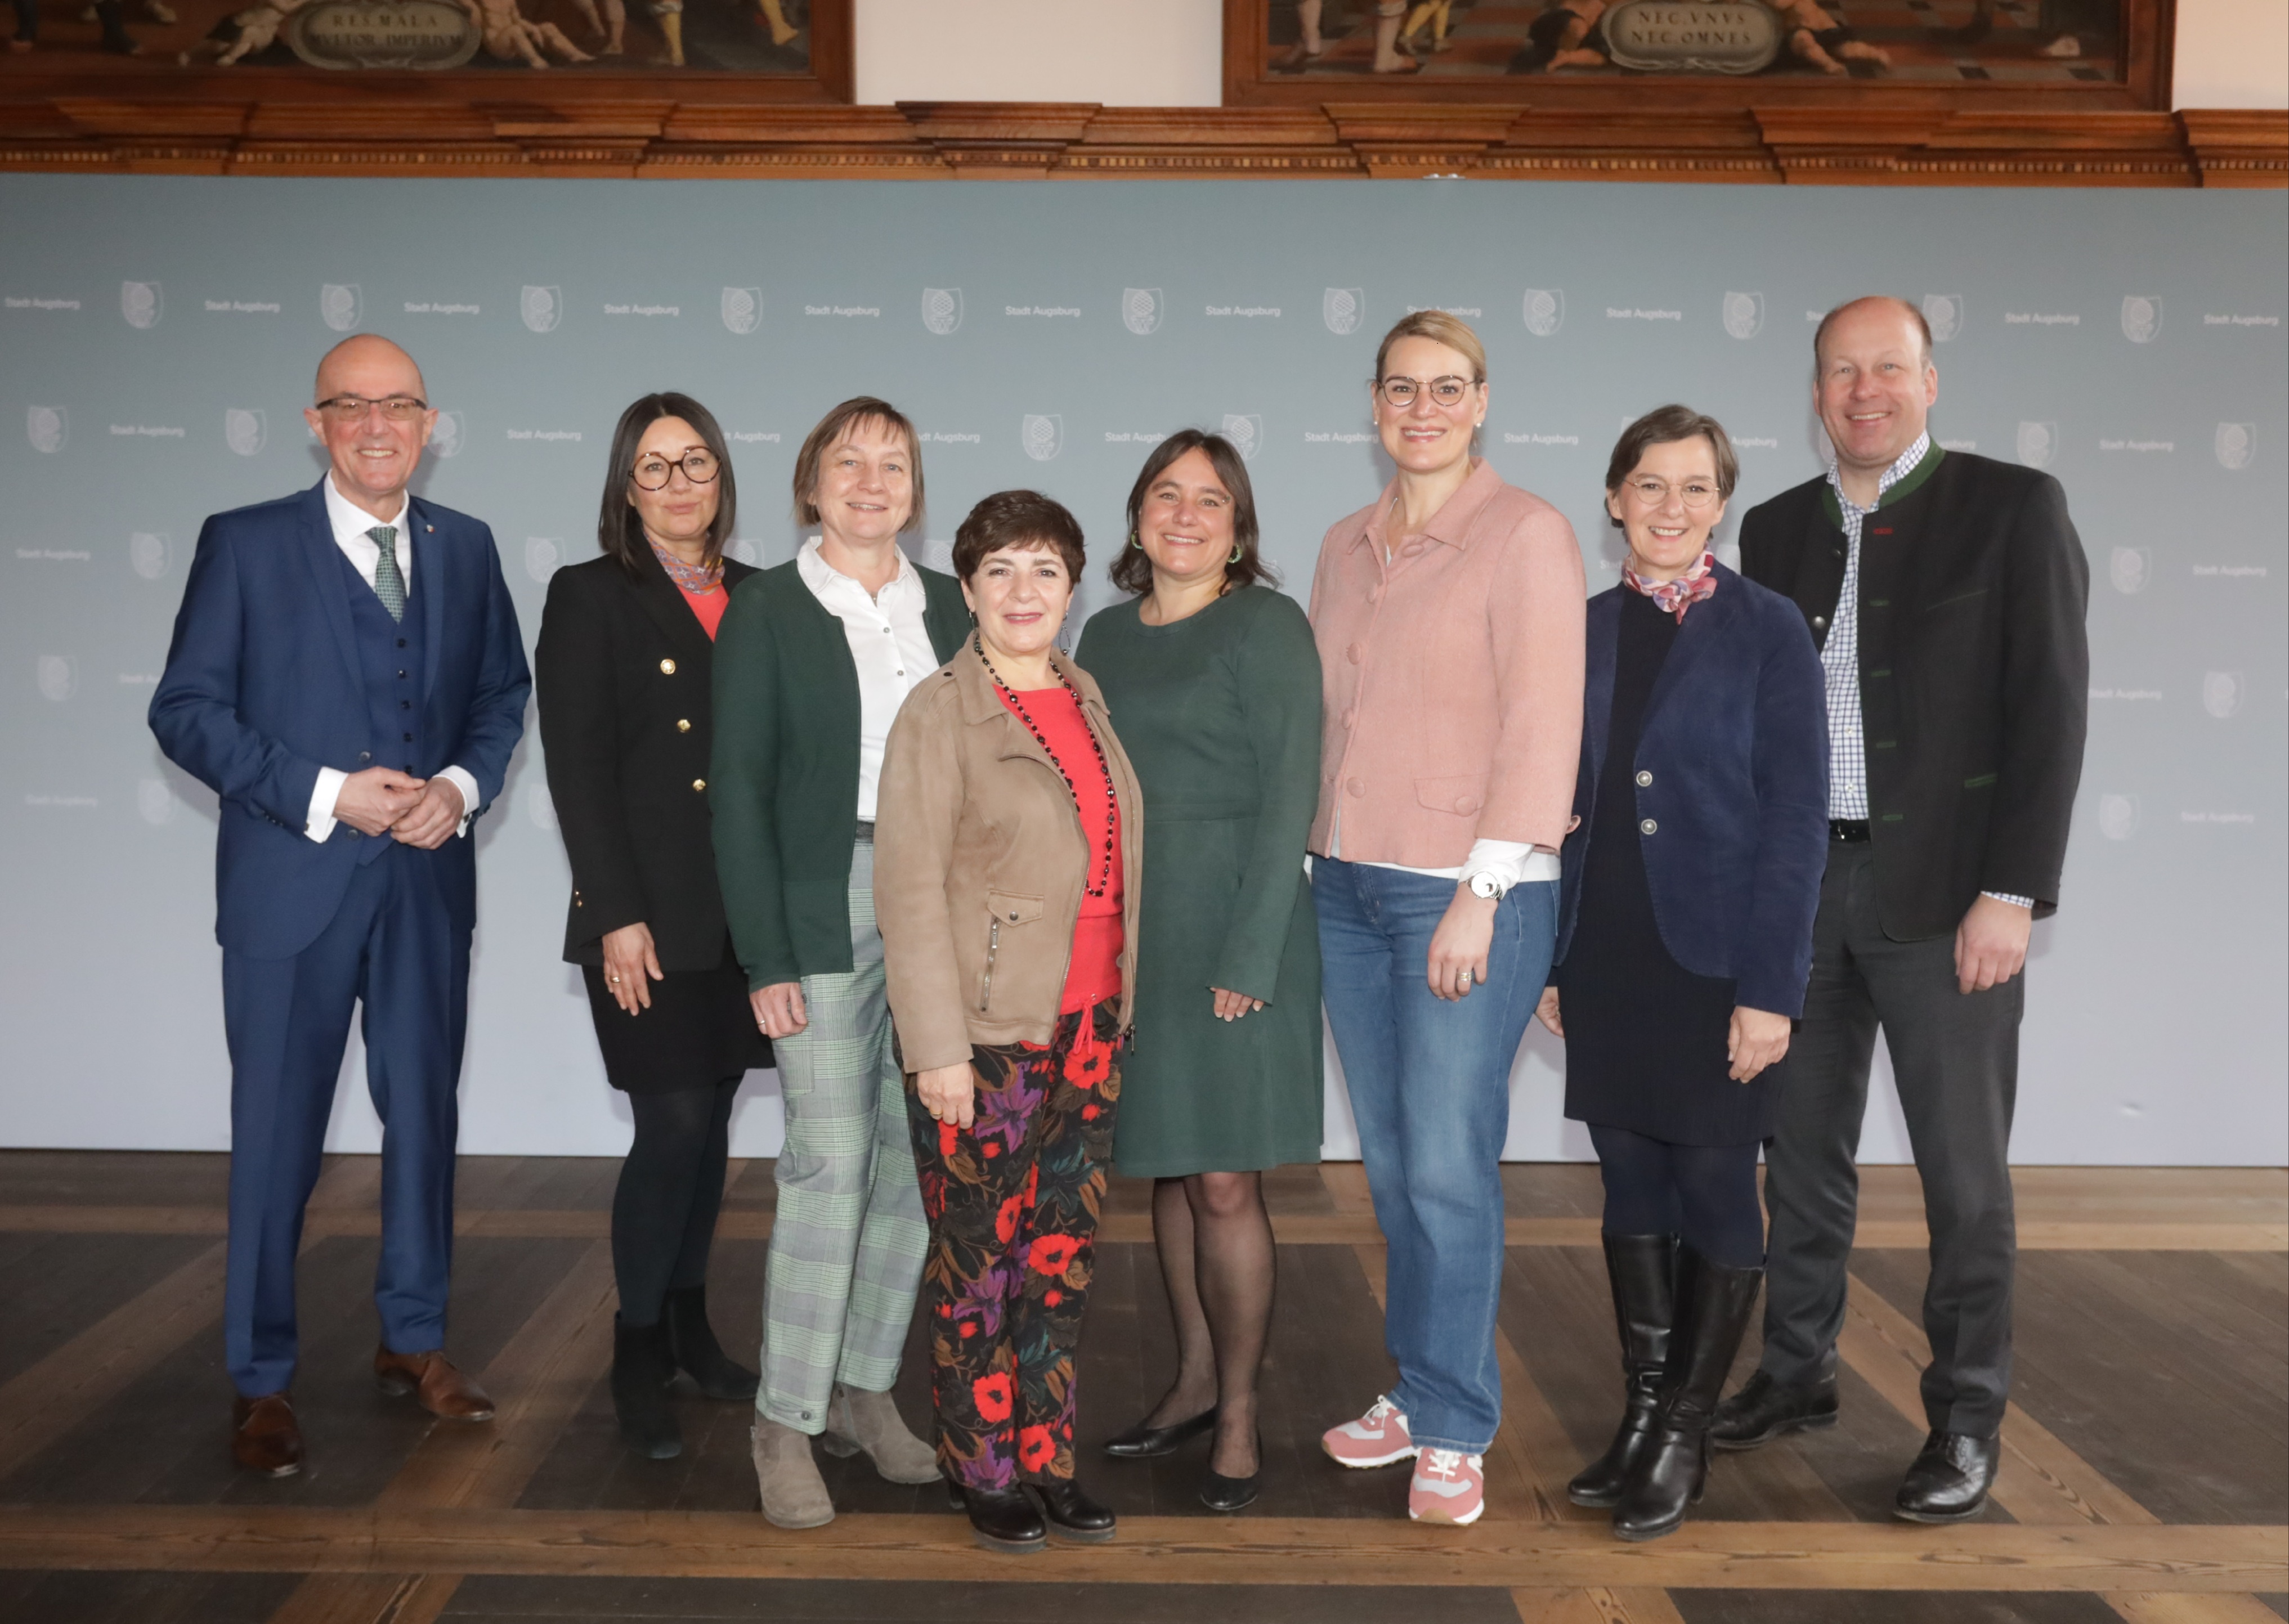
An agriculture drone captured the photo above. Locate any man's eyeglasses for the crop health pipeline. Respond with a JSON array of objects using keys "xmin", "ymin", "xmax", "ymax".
[
  {"xmin": 631, "ymin": 451, "xmax": 722, "ymax": 490},
  {"xmin": 1621, "ymin": 476, "xmax": 1722, "ymax": 511},
  {"xmin": 314, "ymin": 394, "xmax": 429, "ymax": 423},
  {"xmin": 1374, "ymin": 375, "xmax": 1479, "ymax": 410}
]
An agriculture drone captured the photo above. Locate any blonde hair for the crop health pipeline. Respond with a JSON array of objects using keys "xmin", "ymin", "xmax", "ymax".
[{"xmin": 1373, "ymin": 309, "xmax": 1488, "ymax": 386}]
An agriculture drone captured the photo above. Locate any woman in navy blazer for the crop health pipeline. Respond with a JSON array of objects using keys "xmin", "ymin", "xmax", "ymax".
[{"xmin": 1535, "ymin": 406, "xmax": 1827, "ymax": 1544}]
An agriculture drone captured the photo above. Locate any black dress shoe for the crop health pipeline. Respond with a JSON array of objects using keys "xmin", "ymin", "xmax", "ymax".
[
  {"xmin": 1893, "ymin": 1430, "xmax": 2000, "ymax": 1523},
  {"xmin": 1031, "ymin": 1478, "xmax": 1118, "ymax": 1542},
  {"xmin": 1710, "ymin": 1369, "xmax": 1838, "ymax": 1452},
  {"xmin": 951, "ymin": 1484, "xmax": 1046, "ymax": 1554},
  {"xmin": 1200, "ymin": 1429, "xmax": 1261, "ymax": 1513},
  {"xmin": 1100, "ymin": 1405, "xmax": 1217, "ymax": 1459}
]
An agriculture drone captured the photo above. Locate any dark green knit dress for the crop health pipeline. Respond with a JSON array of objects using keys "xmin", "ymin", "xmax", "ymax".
[{"xmin": 1075, "ymin": 585, "xmax": 1324, "ymax": 1178}]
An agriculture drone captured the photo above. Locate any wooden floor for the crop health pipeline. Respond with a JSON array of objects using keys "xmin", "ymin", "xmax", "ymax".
[{"xmin": 0, "ymin": 1154, "xmax": 2281, "ymax": 1624}]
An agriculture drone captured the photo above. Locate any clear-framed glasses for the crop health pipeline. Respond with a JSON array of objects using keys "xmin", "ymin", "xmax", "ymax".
[
  {"xmin": 315, "ymin": 394, "xmax": 428, "ymax": 423},
  {"xmin": 1622, "ymin": 475, "xmax": 1722, "ymax": 510},
  {"xmin": 630, "ymin": 450, "xmax": 722, "ymax": 490},
  {"xmin": 1375, "ymin": 374, "xmax": 1479, "ymax": 410}
]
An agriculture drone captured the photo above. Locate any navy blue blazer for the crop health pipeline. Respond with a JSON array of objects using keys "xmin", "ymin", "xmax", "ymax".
[
  {"xmin": 150, "ymin": 479, "xmax": 530, "ymax": 961},
  {"xmin": 1553, "ymin": 563, "xmax": 1829, "ymax": 1018}
]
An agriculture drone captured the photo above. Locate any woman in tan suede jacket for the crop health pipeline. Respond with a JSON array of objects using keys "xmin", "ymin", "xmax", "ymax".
[{"xmin": 874, "ymin": 490, "xmax": 1143, "ymax": 1558}]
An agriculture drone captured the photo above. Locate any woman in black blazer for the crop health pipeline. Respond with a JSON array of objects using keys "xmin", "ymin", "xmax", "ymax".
[
  {"xmin": 1535, "ymin": 406, "xmax": 1828, "ymax": 1543},
  {"xmin": 536, "ymin": 392, "xmax": 770, "ymax": 1460}
]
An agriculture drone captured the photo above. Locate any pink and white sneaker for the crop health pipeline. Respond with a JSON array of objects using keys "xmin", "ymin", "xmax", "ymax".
[
  {"xmin": 1408, "ymin": 1447, "xmax": 1486, "ymax": 1526},
  {"xmin": 1322, "ymin": 1395, "xmax": 1417, "ymax": 1468}
]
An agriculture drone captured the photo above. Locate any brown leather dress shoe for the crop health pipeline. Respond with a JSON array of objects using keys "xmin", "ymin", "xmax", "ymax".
[
  {"xmin": 374, "ymin": 1348, "xmax": 496, "ymax": 1421},
  {"xmin": 232, "ymin": 1392, "xmax": 304, "ymax": 1477}
]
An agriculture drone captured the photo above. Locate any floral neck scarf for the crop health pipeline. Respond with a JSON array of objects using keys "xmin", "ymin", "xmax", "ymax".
[
  {"xmin": 1623, "ymin": 550, "xmax": 1718, "ymax": 623},
  {"xmin": 649, "ymin": 536, "xmax": 720, "ymax": 596}
]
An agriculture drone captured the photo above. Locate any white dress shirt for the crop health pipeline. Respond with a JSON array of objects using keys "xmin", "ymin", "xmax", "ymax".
[
  {"xmin": 797, "ymin": 537, "xmax": 937, "ymax": 822},
  {"xmin": 304, "ymin": 474, "xmax": 480, "ymax": 843}
]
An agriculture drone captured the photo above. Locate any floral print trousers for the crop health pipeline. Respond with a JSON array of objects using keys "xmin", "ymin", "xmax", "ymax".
[{"xmin": 904, "ymin": 1002, "xmax": 1121, "ymax": 1489}]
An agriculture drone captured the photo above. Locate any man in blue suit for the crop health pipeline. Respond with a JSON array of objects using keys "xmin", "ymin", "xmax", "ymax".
[{"xmin": 150, "ymin": 334, "xmax": 530, "ymax": 1477}]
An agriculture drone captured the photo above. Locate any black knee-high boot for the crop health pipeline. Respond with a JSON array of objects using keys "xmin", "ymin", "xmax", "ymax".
[
  {"xmin": 1612, "ymin": 1245, "xmax": 1763, "ymax": 1542},
  {"xmin": 1568, "ymin": 1233, "xmax": 1677, "ymax": 1508}
]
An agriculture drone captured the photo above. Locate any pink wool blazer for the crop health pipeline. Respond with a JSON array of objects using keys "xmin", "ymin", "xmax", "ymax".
[{"xmin": 1307, "ymin": 459, "xmax": 1587, "ymax": 866}]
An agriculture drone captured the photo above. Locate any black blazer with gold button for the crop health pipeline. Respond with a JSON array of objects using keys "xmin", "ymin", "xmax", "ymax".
[{"xmin": 536, "ymin": 546, "xmax": 758, "ymax": 970}]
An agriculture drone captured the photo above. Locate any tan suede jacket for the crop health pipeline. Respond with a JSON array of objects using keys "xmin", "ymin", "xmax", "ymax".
[{"xmin": 874, "ymin": 638, "xmax": 1145, "ymax": 1074}]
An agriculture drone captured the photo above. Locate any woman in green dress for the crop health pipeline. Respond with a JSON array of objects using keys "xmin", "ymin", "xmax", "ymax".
[{"xmin": 1074, "ymin": 429, "xmax": 1324, "ymax": 1511}]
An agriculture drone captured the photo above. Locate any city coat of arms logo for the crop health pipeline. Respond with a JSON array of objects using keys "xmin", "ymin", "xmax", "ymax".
[
  {"xmin": 2098, "ymin": 794, "xmax": 2139, "ymax": 841},
  {"xmin": 2016, "ymin": 421, "xmax": 2057, "ymax": 469},
  {"xmin": 1323, "ymin": 288, "xmax": 1363, "ymax": 337},
  {"xmin": 27, "ymin": 406, "xmax": 66, "ymax": 454},
  {"xmin": 121, "ymin": 281, "xmax": 162, "ymax": 330},
  {"xmin": 1921, "ymin": 295, "xmax": 1963, "ymax": 344},
  {"xmin": 922, "ymin": 288, "xmax": 964, "ymax": 336},
  {"xmin": 722, "ymin": 288, "xmax": 762, "ymax": 336},
  {"xmin": 37, "ymin": 655, "xmax": 77, "ymax": 703},
  {"xmin": 1221, "ymin": 414, "xmax": 1264, "ymax": 461},
  {"xmin": 320, "ymin": 283, "xmax": 362, "ymax": 333},
  {"xmin": 1020, "ymin": 415, "xmax": 1063, "ymax": 463},
  {"xmin": 521, "ymin": 286, "xmax": 562, "ymax": 334},
  {"xmin": 1122, "ymin": 289, "xmax": 1163, "ymax": 337},
  {"xmin": 1722, "ymin": 291, "xmax": 1764, "ymax": 340},
  {"xmin": 2107, "ymin": 547, "xmax": 2151, "ymax": 595},
  {"xmin": 1522, "ymin": 290, "xmax": 1565, "ymax": 338},
  {"xmin": 429, "ymin": 411, "xmax": 465, "ymax": 460},
  {"xmin": 225, "ymin": 409, "xmax": 267, "ymax": 457},
  {"xmin": 2120, "ymin": 296, "xmax": 2162, "ymax": 344},
  {"xmin": 2214, "ymin": 423, "xmax": 2254, "ymax": 471},
  {"xmin": 129, "ymin": 532, "xmax": 173, "ymax": 581}
]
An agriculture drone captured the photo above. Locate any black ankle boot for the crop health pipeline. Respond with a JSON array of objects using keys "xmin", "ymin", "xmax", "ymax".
[
  {"xmin": 953, "ymin": 1484, "xmax": 1046, "ymax": 1554},
  {"xmin": 1612, "ymin": 1246, "xmax": 1763, "ymax": 1543},
  {"xmin": 1568, "ymin": 1233, "xmax": 1677, "ymax": 1509},
  {"xmin": 611, "ymin": 1315, "xmax": 682, "ymax": 1459},
  {"xmin": 662, "ymin": 1285, "xmax": 759, "ymax": 1401},
  {"xmin": 1031, "ymin": 1478, "xmax": 1118, "ymax": 1542}
]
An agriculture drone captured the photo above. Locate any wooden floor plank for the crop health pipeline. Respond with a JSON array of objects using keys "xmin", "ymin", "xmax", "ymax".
[
  {"xmin": 2108, "ymin": 1594, "xmax": 2289, "ymax": 1623},
  {"xmin": 0, "ymin": 1505, "xmax": 2276, "ymax": 1591},
  {"xmin": 1598, "ymin": 1588, "xmax": 1690, "ymax": 1623},
  {"xmin": 1838, "ymin": 1268, "xmax": 2158, "ymax": 1528},
  {"xmin": 1510, "ymin": 1587, "xmax": 1609, "ymax": 1621},
  {"xmin": 0, "ymin": 1240, "xmax": 227, "ymax": 1484}
]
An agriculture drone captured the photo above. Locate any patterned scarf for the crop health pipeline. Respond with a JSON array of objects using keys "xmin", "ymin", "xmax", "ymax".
[
  {"xmin": 1623, "ymin": 550, "xmax": 1718, "ymax": 622},
  {"xmin": 649, "ymin": 536, "xmax": 720, "ymax": 596}
]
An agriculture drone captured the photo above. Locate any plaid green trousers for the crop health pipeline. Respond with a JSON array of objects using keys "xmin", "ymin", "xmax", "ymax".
[{"xmin": 758, "ymin": 837, "xmax": 928, "ymax": 1433}]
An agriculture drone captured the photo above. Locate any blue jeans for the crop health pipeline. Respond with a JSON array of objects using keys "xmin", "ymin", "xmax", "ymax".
[{"xmin": 1314, "ymin": 857, "xmax": 1557, "ymax": 1455}]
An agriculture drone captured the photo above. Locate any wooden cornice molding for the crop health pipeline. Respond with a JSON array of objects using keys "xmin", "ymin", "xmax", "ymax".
[{"xmin": 0, "ymin": 96, "xmax": 2281, "ymax": 186}]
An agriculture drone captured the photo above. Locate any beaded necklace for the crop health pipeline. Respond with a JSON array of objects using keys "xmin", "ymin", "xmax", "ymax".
[{"xmin": 974, "ymin": 631, "xmax": 1116, "ymax": 898}]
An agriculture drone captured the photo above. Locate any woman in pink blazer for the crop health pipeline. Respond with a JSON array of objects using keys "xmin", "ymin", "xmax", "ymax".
[{"xmin": 1308, "ymin": 311, "xmax": 1586, "ymax": 1527}]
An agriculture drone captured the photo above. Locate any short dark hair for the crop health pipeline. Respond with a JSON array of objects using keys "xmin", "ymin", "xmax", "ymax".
[
  {"xmin": 1107, "ymin": 429, "xmax": 1278, "ymax": 596},
  {"xmin": 597, "ymin": 392, "xmax": 737, "ymax": 575},
  {"xmin": 792, "ymin": 396, "xmax": 924, "ymax": 532},
  {"xmin": 951, "ymin": 490, "xmax": 1086, "ymax": 585},
  {"xmin": 1603, "ymin": 405, "xmax": 1741, "ymax": 510},
  {"xmin": 1812, "ymin": 295, "xmax": 1934, "ymax": 373}
]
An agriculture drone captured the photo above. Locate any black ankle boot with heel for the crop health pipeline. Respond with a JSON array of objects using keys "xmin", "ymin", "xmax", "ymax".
[
  {"xmin": 661, "ymin": 1284, "xmax": 759, "ymax": 1401},
  {"xmin": 610, "ymin": 1314, "xmax": 682, "ymax": 1459},
  {"xmin": 1568, "ymin": 1233, "xmax": 1678, "ymax": 1509}
]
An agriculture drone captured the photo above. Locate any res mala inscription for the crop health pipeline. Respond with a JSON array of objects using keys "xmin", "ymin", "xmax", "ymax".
[
  {"xmin": 287, "ymin": 0, "xmax": 485, "ymax": 69},
  {"xmin": 1602, "ymin": 0, "xmax": 1782, "ymax": 73}
]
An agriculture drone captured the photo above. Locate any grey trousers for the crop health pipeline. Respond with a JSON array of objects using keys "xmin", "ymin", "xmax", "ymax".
[{"xmin": 1758, "ymin": 842, "xmax": 2024, "ymax": 1439}]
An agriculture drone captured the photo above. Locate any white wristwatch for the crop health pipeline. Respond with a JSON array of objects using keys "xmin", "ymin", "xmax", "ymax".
[{"xmin": 1467, "ymin": 871, "xmax": 1508, "ymax": 901}]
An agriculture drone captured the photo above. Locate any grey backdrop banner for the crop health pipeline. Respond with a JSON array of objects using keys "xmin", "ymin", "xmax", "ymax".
[{"xmin": 2, "ymin": 176, "xmax": 2282, "ymax": 1166}]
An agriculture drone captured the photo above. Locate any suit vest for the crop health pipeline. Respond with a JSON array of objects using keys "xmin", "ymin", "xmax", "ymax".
[{"xmin": 335, "ymin": 544, "xmax": 428, "ymax": 865}]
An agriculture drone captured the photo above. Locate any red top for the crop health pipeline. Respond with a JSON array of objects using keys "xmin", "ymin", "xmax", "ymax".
[
  {"xmin": 682, "ymin": 585, "xmax": 728, "ymax": 640},
  {"xmin": 997, "ymin": 685, "xmax": 1123, "ymax": 1013}
]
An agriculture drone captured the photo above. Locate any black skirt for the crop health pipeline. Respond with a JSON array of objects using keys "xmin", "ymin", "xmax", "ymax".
[
  {"xmin": 1557, "ymin": 591, "xmax": 1775, "ymax": 1148},
  {"xmin": 581, "ymin": 946, "xmax": 770, "ymax": 1095}
]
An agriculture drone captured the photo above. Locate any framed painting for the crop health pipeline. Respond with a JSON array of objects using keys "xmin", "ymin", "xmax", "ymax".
[
  {"xmin": 1226, "ymin": 0, "xmax": 2174, "ymax": 107},
  {"xmin": 0, "ymin": 0, "xmax": 846, "ymax": 93}
]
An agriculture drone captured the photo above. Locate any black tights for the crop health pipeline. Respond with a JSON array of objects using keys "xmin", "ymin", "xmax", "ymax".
[
  {"xmin": 1148, "ymin": 1171, "xmax": 1275, "ymax": 1478},
  {"xmin": 612, "ymin": 1078, "xmax": 740, "ymax": 1327},
  {"xmin": 1589, "ymin": 1124, "xmax": 1765, "ymax": 1268}
]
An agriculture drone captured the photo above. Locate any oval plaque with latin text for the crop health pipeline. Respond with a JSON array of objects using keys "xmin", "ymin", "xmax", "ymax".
[
  {"xmin": 287, "ymin": 0, "xmax": 479, "ymax": 70},
  {"xmin": 1602, "ymin": 0, "xmax": 1782, "ymax": 74}
]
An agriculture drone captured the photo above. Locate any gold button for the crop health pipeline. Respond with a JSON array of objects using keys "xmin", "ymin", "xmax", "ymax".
[
  {"xmin": 692, "ymin": 778, "xmax": 707, "ymax": 792},
  {"xmin": 660, "ymin": 658, "xmax": 677, "ymax": 675},
  {"xmin": 677, "ymin": 718, "xmax": 691, "ymax": 733}
]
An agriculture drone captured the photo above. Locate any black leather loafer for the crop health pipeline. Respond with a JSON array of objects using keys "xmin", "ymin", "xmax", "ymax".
[
  {"xmin": 1032, "ymin": 1478, "xmax": 1118, "ymax": 1542},
  {"xmin": 1893, "ymin": 1430, "xmax": 2001, "ymax": 1523},
  {"xmin": 951, "ymin": 1484, "xmax": 1046, "ymax": 1554},
  {"xmin": 1100, "ymin": 1406, "xmax": 1217, "ymax": 1459},
  {"xmin": 1710, "ymin": 1370, "xmax": 1838, "ymax": 1451}
]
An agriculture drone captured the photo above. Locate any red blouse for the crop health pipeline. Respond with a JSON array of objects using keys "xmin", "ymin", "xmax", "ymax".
[
  {"xmin": 997, "ymin": 685, "xmax": 1124, "ymax": 1013},
  {"xmin": 682, "ymin": 585, "xmax": 728, "ymax": 640}
]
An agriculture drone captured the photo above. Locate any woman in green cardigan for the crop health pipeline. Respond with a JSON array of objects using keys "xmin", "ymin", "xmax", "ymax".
[
  {"xmin": 1075, "ymin": 429, "xmax": 1324, "ymax": 1511},
  {"xmin": 709, "ymin": 397, "xmax": 973, "ymax": 1529}
]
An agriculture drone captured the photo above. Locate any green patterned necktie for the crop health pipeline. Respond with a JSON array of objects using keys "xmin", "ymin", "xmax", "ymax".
[{"xmin": 368, "ymin": 525, "xmax": 406, "ymax": 623}]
